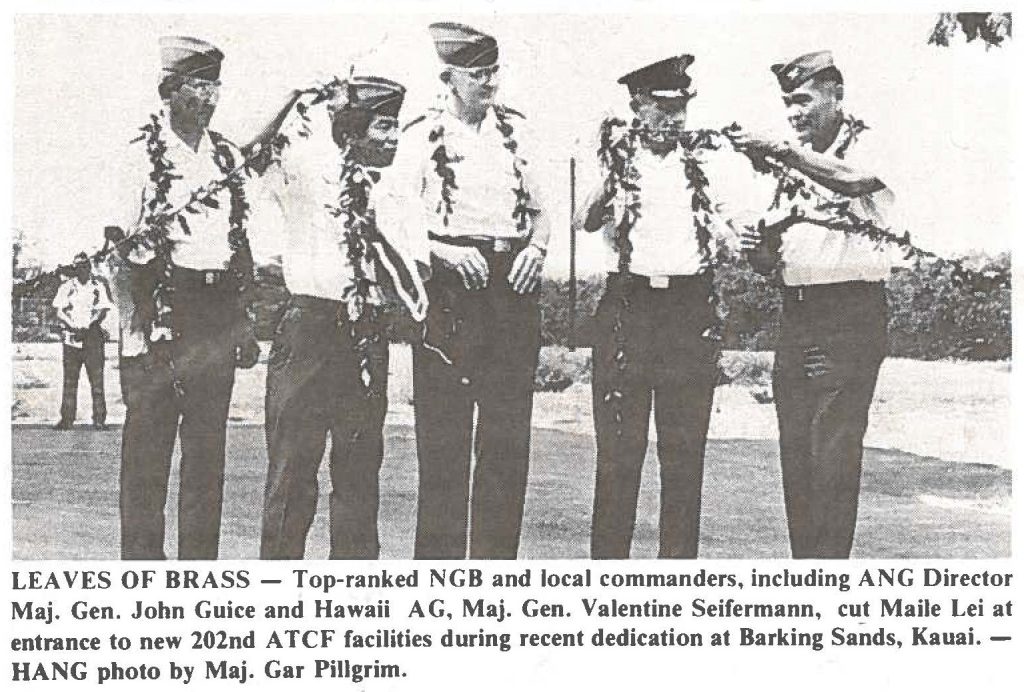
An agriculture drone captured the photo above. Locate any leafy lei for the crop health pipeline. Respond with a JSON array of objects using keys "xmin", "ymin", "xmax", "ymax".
[
  {"xmin": 595, "ymin": 117, "xmax": 725, "ymax": 438},
  {"xmin": 325, "ymin": 137, "xmax": 388, "ymax": 399},
  {"xmin": 427, "ymin": 104, "xmax": 534, "ymax": 232},
  {"xmin": 129, "ymin": 111, "xmax": 255, "ymax": 396}
]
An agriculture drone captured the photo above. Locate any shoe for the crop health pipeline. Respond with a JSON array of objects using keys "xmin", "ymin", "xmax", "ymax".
[
  {"xmin": 93, "ymin": 422, "xmax": 109, "ymax": 431},
  {"xmin": 53, "ymin": 421, "xmax": 73, "ymax": 431}
]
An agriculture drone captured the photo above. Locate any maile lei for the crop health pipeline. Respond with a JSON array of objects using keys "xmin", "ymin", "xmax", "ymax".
[
  {"xmin": 422, "ymin": 104, "xmax": 535, "ymax": 373},
  {"xmin": 325, "ymin": 140, "xmax": 388, "ymax": 399},
  {"xmin": 724, "ymin": 116, "xmax": 1009, "ymax": 290},
  {"xmin": 428, "ymin": 104, "xmax": 533, "ymax": 231},
  {"xmin": 129, "ymin": 111, "xmax": 254, "ymax": 397},
  {"xmin": 595, "ymin": 117, "xmax": 723, "ymax": 437}
]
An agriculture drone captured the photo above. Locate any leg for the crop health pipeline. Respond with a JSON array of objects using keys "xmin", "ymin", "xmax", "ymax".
[
  {"xmin": 774, "ymin": 345, "xmax": 819, "ymax": 558},
  {"xmin": 470, "ymin": 388, "xmax": 534, "ymax": 559},
  {"xmin": 119, "ymin": 353, "xmax": 179, "ymax": 559},
  {"xmin": 59, "ymin": 344, "xmax": 84, "ymax": 425},
  {"xmin": 590, "ymin": 285, "xmax": 654, "ymax": 559},
  {"xmin": 261, "ymin": 322, "xmax": 330, "ymax": 560},
  {"xmin": 652, "ymin": 360, "xmax": 716, "ymax": 559},
  {"xmin": 469, "ymin": 285, "xmax": 540, "ymax": 559},
  {"xmin": 327, "ymin": 384, "xmax": 388, "ymax": 560},
  {"xmin": 806, "ymin": 356, "xmax": 883, "ymax": 558},
  {"xmin": 413, "ymin": 343, "xmax": 475, "ymax": 559},
  {"xmin": 83, "ymin": 333, "xmax": 107, "ymax": 425}
]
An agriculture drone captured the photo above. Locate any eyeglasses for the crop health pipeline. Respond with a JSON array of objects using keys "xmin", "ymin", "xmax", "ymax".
[
  {"xmin": 182, "ymin": 78, "xmax": 222, "ymax": 97},
  {"xmin": 452, "ymin": 64, "xmax": 500, "ymax": 82}
]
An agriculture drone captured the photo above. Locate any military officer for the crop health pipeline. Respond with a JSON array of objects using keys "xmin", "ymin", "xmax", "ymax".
[
  {"xmin": 257, "ymin": 75, "xmax": 428, "ymax": 559},
  {"xmin": 380, "ymin": 22, "xmax": 549, "ymax": 559},
  {"xmin": 578, "ymin": 56, "xmax": 749, "ymax": 558},
  {"xmin": 734, "ymin": 50, "xmax": 898, "ymax": 559},
  {"xmin": 115, "ymin": 36, "xmax": 259, "ymax": 560}
]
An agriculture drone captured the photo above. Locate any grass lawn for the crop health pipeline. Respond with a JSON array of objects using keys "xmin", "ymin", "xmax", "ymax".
[{"xmin": 11, "ymin": 424, "xmax": 1010, "ymax": 560}]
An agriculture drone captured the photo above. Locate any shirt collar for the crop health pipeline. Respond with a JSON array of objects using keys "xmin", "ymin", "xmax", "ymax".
[{"xmin": 159, "ymin": 110, "xmax": 213, "ymax": 157}]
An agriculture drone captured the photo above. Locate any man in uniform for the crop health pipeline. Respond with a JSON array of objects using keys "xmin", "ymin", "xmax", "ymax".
[
  {"xmin": 114, "ymin": 36, "xmax": 259, "ymax": 560},
  {"xmin": 735, "ymin": 50, "xmax": 897, "ymax": 559},
  {"xmin": 257, "ymin": 75, "xmax": 428, "ymax": 559},
  {"xmin": 578, "ymin": 56, "xmax": 748, "ymax": 558},
  {"xmin": 382, "ymin": 22, "xmax": 549, "ymax": 559},
  {"xmin": 52, "ymin": 251, "xmax": 113, "ymax": 431}
]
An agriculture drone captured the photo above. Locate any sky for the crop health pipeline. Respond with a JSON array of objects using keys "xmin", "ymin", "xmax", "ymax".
[{"xmin": 12, "ymin": 12, "xmax": 1017, "ymax": 277}]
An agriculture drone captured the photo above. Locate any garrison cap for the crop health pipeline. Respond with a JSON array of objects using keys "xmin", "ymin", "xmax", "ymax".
[
  {"xmin": 73, "ymin": 252, "xmax": 90, "ymax": 266},
  {"xmin": 340, "ymin": 76, "xmax": 407, "ymax": 119},
  {"xmin": 428, "ymin": 22, "xmax": 499, "ymax": 68},
  {"xmin": 331, "ymin": 76, "xmax": 407, "ymax": 135},
  {"xmin": 771, "ymin": 50, "xmax": 835, "ymax": 93},
  {"xmin": 618, "ymin": 54, "xmax": 695, "ymax": 95},
  {"xmin": 159, "ymin": 36, "xmax": 224, "ymax": 81}
]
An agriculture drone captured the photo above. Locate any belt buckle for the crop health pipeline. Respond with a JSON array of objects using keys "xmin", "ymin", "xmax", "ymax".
[
  {"xmin": 650, "ymin": 275, "xmax": 670, "ymax": 289},
  {"xmin": 204, "ymin": 271, "xmax": 218, "ymax": 286},
  {"xmin": 493, "ymin": 238, "xmax": 512, "ymax": 253}
]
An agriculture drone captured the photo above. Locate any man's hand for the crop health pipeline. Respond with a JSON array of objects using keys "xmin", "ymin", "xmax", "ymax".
[
  {"xmin": 431, "ymin": 241, "xmax": 489, "ymax": 290},
  {"xmin": 508, "ymin": 244, "xmax": 545, "ymax": 294},
  {"xmin": 235, "ymin": 326, "xmax": 260, "ymax": 370},
  {"xmin": 725, "ymin": 128, "xmax": 790, "ymax": 159},
  {"xmin": 739, "ymin": 222, "xmax": 767, "ymax": 253},
  {"xmin": 803, "ymin": 345, "xmax": 832, "ymax": 379},
  {"xmin": 104, "ymin": 226, "xmax": 126, "ymax": 243}
]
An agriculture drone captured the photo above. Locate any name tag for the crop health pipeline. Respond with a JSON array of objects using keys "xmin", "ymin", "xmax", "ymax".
[{"xmin": 649, "ymin": 275, "xmax": 670, "ymax": 289}]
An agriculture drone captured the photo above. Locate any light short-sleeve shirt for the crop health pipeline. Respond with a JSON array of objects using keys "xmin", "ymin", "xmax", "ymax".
[
  {"xmin": 253, "ymin": 103, "xmax": 427, "ymax": 319},
  {"xmin": 595, "ymin": 145, "xmax": 762, "ymax": 277},
  {"xmin": 776, "ymin": 126, "xmax": 898, "ymax": 286},
  {"xmin": 125, "ymin": 113, "xmax": 240, "ymax": 271},
  {"xmin": 380, "ymin": 102, "xmax": 542, "ymax": 249},
  {"xmin": 52, "ymin": 276, "xmax": 113, "ymax": 348}
]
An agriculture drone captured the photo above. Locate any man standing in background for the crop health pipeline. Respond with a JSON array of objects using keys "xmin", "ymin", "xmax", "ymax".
[
  {"xmin": 382, "ymin": 22, "xmax": 549, "ymax": 559},
  {"xmin": 735, "ymin": 50, "xmax": 897, "ymax": 559},
  {"xmin": 52, "ymin": 251, "xmax": 113, "ymax": 431}
]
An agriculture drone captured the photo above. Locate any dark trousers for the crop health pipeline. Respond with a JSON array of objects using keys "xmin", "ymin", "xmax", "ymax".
[
  {"xmin": 59, "ymin": 328, "xmax": 106, "ymax": 425},
  {"xmin": 773, "ymin": 281, "xmax": 887, "ymax": 559},
  {"xmin": 412, "ymin": 246, "xmax": 540, "ymax": 559},
  {"xmin": 119, "ymin": 274, "xmax": 237, "ymax": 560},
  {"xmin": 591, "ymin": 273, "xmax": 719, "ymax": 559},
  {"xmin": 261, "ymin": 295, "xmax": 389, "ymax": 560}
]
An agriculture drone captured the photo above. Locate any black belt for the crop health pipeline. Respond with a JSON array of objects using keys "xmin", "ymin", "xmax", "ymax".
[
  {"xmin": 171, "ymin": 267, "xmax": 232, "ymax": 289},
  {"xmin": 783, "ymin": 280, "xmax": 884, "ymax": 303},
  {"xmin": 606, "ymin": 271, "xmax": 712, "ymax": 291},
  {"xmin": 428, "ymin": 233, "xmax": 526, "ymax": 254}
]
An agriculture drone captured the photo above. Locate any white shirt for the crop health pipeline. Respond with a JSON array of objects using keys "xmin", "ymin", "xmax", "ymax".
[
  {"xmin": 124, "ymin": 113, "xmax": 239, "ymax": 270},
  {"xmin": 776, "ymin": 126, "xmax": 898, "ymax": 286},
  {"xmin": 52, "ymin": 276, "xmax": 113, "ymax": 348},
  {"xmin": 380, "ymin": 102, "xmax": 542, "ymax": 250},
  {"xmin": 596, "ymin": 146, "xmax": 759, "ymax": 277},
  {"xmin": 254, "ymin": 103, "xmax": 427, "ymax": 319},
  {"xmin": 113, "ymin": 111, "xmax": 249, "ymax": 355}
]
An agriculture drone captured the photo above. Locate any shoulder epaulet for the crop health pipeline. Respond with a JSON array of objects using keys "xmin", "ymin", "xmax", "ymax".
[{"xmin": 494, "ymin": 105, "xmax": 526, "ymax": 120}]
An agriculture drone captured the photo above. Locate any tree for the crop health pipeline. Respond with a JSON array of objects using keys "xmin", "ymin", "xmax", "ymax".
[{"xmin": 929, "ymin": 13, "xmax": 1012, "ymax": 48}]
